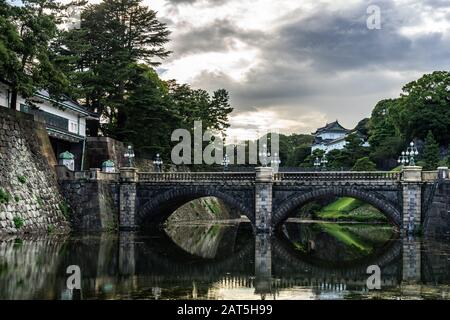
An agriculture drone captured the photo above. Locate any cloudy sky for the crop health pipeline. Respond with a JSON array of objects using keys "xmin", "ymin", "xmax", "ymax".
[{"xmin": 146, "ymin": 1, "xmax": 450, "ymax": 138}]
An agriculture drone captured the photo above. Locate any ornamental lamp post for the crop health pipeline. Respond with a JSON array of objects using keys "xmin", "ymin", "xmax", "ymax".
[
  {"xmin": 153, "ymin": 153, "xmax": 163, "ymax": 173},
  {"xmin": 320, "ymin": 155, "xmax": 328, "ymax": 171},
  {"xmin": 397, "ymin": 151, "xmax": 409, "ymax": 166},
  {"xmin": 222, "ymin": 154, "xmax": 230, "ymax": 172},
  {"xmin": 314, "ymin": 157, "xmax": 321, "ymax": 171},
  {"xmin": 405, "ymin": 141, "xmax": 419, "ymax": 166},
  {"xmin": 124, "ymin": 145, "xmax": 135, "ymax": 167}
]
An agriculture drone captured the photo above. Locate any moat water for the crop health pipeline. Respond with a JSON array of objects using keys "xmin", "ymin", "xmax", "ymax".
[{"xmin": 0, "ymin": 221, "xmax": 450, "ymax": 300}]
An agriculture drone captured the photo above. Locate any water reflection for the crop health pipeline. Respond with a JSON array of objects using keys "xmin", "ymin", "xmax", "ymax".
[{"xmin": 0, "ymin": 222, "xmax": 450, "ymax": 300}]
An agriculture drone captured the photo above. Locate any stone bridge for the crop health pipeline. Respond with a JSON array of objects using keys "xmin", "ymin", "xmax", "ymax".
[
  {"xmin": 105, "ymin": 166, "xmax": 447, "ymax": 234},
  {"xmin": 57, "ymin": 166, "xmax": 448, "ymax": 233}
]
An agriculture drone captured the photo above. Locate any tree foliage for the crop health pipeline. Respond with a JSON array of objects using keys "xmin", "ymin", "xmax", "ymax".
[
  {"xmin": 352, "ymin": 157, "xmax": 376, "ymax": 171},
  {"xmin": 0, "ymin": 0, "xmax": 67, "ymax": 109},
  {"xmin": 422, "ymin": 131, "xmax": 440, "ymax": 170},
  {"xmin": 367, "ymin": 71, "xmax": 450, "ymax": 170},
  {"xmin": 57, "ymin": 0, "xmax": 171, "ymax": 136},
  {"xmin": 397, "ymin": 71, "xmax": 450, "ymax": 145}
]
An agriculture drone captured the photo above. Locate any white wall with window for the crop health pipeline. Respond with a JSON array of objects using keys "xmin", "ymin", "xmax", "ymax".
[
  {"xmin": 16, "ymin": 95, "xmax": 87, "ymax": 137},
  {"xmin": 317, "ymin": 132, "xmax": 347, "ymax": 140}
]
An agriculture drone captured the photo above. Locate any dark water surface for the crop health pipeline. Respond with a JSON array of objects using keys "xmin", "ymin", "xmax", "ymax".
[{"xmin": 0, "ymin": 222, "xmax": 450, "ymax": 300}]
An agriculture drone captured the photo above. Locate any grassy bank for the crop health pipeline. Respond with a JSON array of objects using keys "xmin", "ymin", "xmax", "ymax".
[
  {"xmin": 313, "ymin": 197, "xmax": 387, "ymax": 223},
  {"xmin": 317, "ymin": 223, "xmax": 371, "ymax": 252}
]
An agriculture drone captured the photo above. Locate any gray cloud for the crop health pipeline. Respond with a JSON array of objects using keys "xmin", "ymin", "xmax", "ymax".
[
  {"xmin": 165, "ymin": 0, "xmax": 227, "ymax": 6},
  {"xmin": 162, "ymin": 0, "xmax": 450, "ymax": 132},
  {"xmin": 168, "ymin": 19, "xmax": 265, "ymax": 59}
]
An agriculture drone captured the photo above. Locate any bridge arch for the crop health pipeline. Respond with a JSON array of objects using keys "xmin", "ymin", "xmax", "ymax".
[
  {"xmin": 272, "ymin": 186, "xmax": 402, "ymax": 228},
  {"xmin": 136, "ymin": 186, "xmax": 253, "ymax": 226}
]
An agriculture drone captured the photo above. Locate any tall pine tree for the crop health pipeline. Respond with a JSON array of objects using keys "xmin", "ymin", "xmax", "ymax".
[
  {"xmin": 58, "ymin": 0, "xmax": 171, "ymax": 136},
  {"xmin": 422, "ymin": 131, "xmax": 440, "ymax": 170}
]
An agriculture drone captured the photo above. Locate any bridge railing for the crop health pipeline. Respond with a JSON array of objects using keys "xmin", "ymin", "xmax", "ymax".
[
  {"xmin": 138, "ymin": 172, "xmax": 256, "ymax": 183},
  {"xmin": 422, "ymin": 171, "xmax": 438, "ymax": 182},
  {"xmin": 273, "ymin": 171, "xmax": 401, "ymax": 182}
]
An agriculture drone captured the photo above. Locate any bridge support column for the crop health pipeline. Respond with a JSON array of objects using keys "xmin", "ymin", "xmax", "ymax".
[
  {"xmin": 119, "ymin": 232, "xmax": 136, "ymax": 276},
  {"xmin": 255, "ymin": 167, "xmax": 273, "ymax": 233},
  {"xmin": 402, "ymin": 166, "xmax": 422, "ymax": 234},
  {"xmin": 402, "ymin": 237, "xmax": 421, "ymax": 283},
  {"xmin": 254, "ymin": 233, "xmax": 272, "ymax": 297},
  {"xmin": 119, "ymin": 167, "xmax": 138, "ymax": 230}
]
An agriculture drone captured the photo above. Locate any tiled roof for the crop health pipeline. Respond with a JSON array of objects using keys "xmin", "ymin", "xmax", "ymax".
[
  {"xmin": 314, "ymin": 120, "xmax": 350, "ymax": 134},
  {"xmin": 34, "ymin": 90, "xmax": 98, "ymax": 118}
]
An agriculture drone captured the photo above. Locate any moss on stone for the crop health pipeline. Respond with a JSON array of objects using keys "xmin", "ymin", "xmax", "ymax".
[
  {"xmin": 47, "ymin": 224, "xmax": 55, "ymax": 234},
  {"xmin": 36, "ymin": 196, "xmax": 44, "ymax": 208},
  {"xmin": 59, "ymin": 202, "xmax": 71, "ymax": 218},
  {"xmin": 13, "ymin": 216, "xmax": 24, "ymax": 229},
  {"xmin": 17, "ymin": 175, "xmax": 27, "ymax": 184},
  {"xmin": 0, "ymin": 188, "xmax": 11, "ymax": 204}
]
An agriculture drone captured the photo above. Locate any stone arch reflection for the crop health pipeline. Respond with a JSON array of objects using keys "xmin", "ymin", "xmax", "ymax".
[
  {"xmin": 1, "ymin": 227, "xmax": 449, "ymax": 299},
  {"xmin": 164, "ymin": 220, "xmax": 243, "ymax": 259},
  {"xmin": 279, "ymin": 222, "xmax": 400, "ymax": 267}
]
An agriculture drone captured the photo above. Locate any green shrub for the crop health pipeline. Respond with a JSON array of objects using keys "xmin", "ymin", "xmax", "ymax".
[
  {"xmin": 36, "ymin": 197, "xmax": 44, "ymax": 208},
  {"xmin": 352, "ymin": 157, "xmax": 377, "ymax": 171},
  {"xmin": 59, "ymin": 202, "xmax": 71, "ymax": 218},
  {"xmin": 105, "ymin": 220, "xmax": 117, "ymax": 233},
  {"xmin": 14, "ymin": 195, "xmax": 20, "ymax": 203},
  {"xmin": 47, "ymin": 224, "xmax": 55, "ymax": 234},
  {"xmin": 0, "ymin": 188, "xmax": 11, "ymax": 204},
  {"xmin": 17, "ymin": 175, "xmax": 27, "ymax": 184},
  {"xmin": 13, "ymin": 216, "xmax": 24, "ymax": 229}
]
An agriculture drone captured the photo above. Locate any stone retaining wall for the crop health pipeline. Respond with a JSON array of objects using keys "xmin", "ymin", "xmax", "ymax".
[
  {"xmin": 0, "ymin": 108, "xmax": 69, "ymax": 234},
  {"xmin": 424, "ymin": 181, "xmax": 450, "ymax": 237},
  {"xmin": 59, "ymin": 180, "xmax": 119, "ymax": 231}
]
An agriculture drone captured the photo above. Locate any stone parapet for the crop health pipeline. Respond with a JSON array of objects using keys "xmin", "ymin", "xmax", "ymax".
[
  {"xmin": 255, "ymin": 167, "xmax": 273, "ymax": 183},
  {"xmin": 120, "ymin": 167, "xmax": 138, "ymax": 183},
  {"xmin": 402, "ymin": 166, "xmax": 422, "ymax": 183}
]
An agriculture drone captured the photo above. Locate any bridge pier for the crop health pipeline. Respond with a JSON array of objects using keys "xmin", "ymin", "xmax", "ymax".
[
  {"xmin": 254, "ymin": 233, "xmax": 272, "ymax": 297},
  {"xmin": 119, "ymin": 232, "xmax": 136, "ymax": 276},
  {"xmin": 119, "ymin": 167, "xmax": 138, "ymax": 230},
  {"xmin": 255, "ymin": 167, "xmax": 273, "ymax": 233},
  {"xmin": 402, "ymin": 167, "xmax": 422, "ymax": 234},
  {"xmin": 402, "ymin": 237, "xmax": 421, "ymax": 283}
]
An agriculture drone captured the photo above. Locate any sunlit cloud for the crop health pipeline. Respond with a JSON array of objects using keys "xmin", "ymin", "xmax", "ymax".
[
  {"xmin": 226, "ymin": 109, "xmax": 327, "ymax": 142},
  {"xmin": 161, "ymin": 47, "xmax": 260, "ymax": 83}
]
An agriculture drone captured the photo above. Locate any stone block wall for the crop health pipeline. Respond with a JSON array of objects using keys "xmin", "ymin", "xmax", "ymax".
[
  {"xmin": 0, "ymin": 108, "xmax": 69, "ymax": 234},
  {"xmin": 255, "ymin": 184, "xmax": 272, "ymax": 232},
  {"xmin": 59, "ymin": 180, "xmax": 119, "ymax": 231},
  {"xmin": 424, "ymin": 181, "xmax": 450, "ymax": 237},
  {"xmin": 402, "ymin": 184, "xmax": 422, "ymax": 234},
  {"xmin": 119, "ymin": 183, "xmax": 137, "ymax": 229},
  {"xmin": 84, "ymin": 137, "xmax": 127, "ymax": 170}
]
